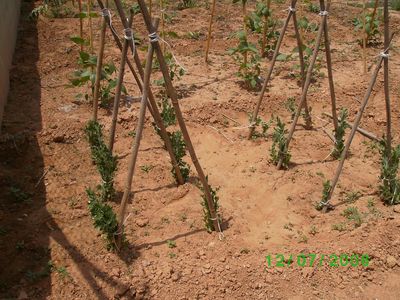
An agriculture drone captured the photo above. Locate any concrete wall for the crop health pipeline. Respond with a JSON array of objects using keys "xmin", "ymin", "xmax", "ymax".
[{"xmin": 0, "ymin": 0, "xmax": 21, "ymax": 130}]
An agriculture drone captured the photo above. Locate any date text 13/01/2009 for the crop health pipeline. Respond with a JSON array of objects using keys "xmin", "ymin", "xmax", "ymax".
[{"xmin": 265, "ymin": 254, "xmax": 370, "ymax": 268}]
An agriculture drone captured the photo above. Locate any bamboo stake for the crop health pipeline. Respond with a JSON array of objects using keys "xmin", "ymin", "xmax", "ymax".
[
  {"xmin": 383, "ymin": 0, "xmax": 391, "ymax": 156},
  {"xmin": 261, "ymin": 0, "xmax": 271, "ymax": 57},
  {"xmin": 320, "ymin": 0, "xmax": 338, "ymax": 133},
  {"xmin": 160, "ymin": 0, "xmax": 165, "ymax": 53},
  {"xmin": 248, "ymin": 0, "xmax": 298, "ymax": 139},
  {"xmin": 362, "ymin": 0, "xmax": 367, "ymax": 74},
  {"xmin": 276, "ymin": 1, "xmax": 329, "ymax": 169},
  {"xmin": 149, "ymin": 0, "xmax": 152, "ymax": 18},
  {"xmin": 368, "ymin": 0, "xmax": 379, "ymax": 42},
  {"xmin": 292, "ymin": 5, "xmax": 312, "ymax": 129},
  {"xmin": 242, "ymin": 0, "xmax": 247, "ymax": 67},
  {"xmin": 205, "ymin": 0, "xmax": 217, "ymax": 63},
  {"xmin": 107, "ymin": 0, "xmax": 185, "ymax": 184},
  {"xmin": 108, "ymin": 11, "xmax": 134, "ymax": 152},
  {"xmin": 87, "ymin": 0, "xmax": 94, "ymax": 54},
  {"xmin": 117, "ymin": 22, "xmax": 158, "ymax": 248},
  {"xmin": 78, "ymin": 0, "xmax": 84, "ymax": 52},
  {"xmin": 322, "ymin": 57, "xmax": 385, "ymax": 212},
  {"xmin": 92, "ymin": 8, "xmax": 108, "ymax": 121},
  {"xmin": 137, "ymin": 0, "xmax": 220, "ymax": 231}
]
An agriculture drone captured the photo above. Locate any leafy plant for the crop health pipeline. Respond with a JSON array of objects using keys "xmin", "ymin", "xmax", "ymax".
[
  {"xmin": 200, "ymin": 178, "xmax": 221, "ymax": 232},
  {"xmin": 9, "ymin": 186, "xmax": 31, "ymax": 203},
  {"xmin": 378, "ymin": 140, "xmax": 400, "ymax": 205},
  {"xmin": 297, "ymin": 16, "xmax": 319, "ymax": 33},
  {"xmin": 352, "ymin": 10, "xmax": 382, "ymax": 45},
  {"xmin": 248, "ymin": 113, "xmax": 271, "ymax": 139},
  {"xmin": 140, "ymin": 164, "xmax": 154, "ymax": 173},
  {"xmin": 166, "ymin": 240, "xmax": 176, "ymax": 248},
  {"xmin": 228, "ymin": 31, "xmax": 261, "ymax": 90},
  {"xmin": 29, "ymin": 0, "xmax": 72, "ymax": 19},
  {"xmin": 332, "ymin": 223, "xmax": 346, "ymax": 232},
  {"xmin": 332, "ymin": 108, "xmax": 350, "ymax": 159},
  {"xmin": 315, "ymin": 180, "xmax": 331, "ymax": 211},
  {"xmin": 169, "ymin": 131, "xmax": 190, "ymax": 182},
  {"xmin": 153, "ymin": 52, "xmax": 185, "ymax": 86},
  {"xmin": 270, "ymin": 117, "xmax": 291, "ymax": 168},
  {"xmin": 342, "ymin": 206, "xmax": 363, "ymax": 227},
  {"xmin": 87, "ymin": 188, "xmax": 120, "ymax": 250},
  {"xmin": 391, "ymin": 0, "xmax": 400, "ymax": 10},
  {"xmin": 84, "ymin": 120, "xmax": 117, "ymax": 201},
  {"xmin": 160, "ymin": 96, "xmax": 176, "ymax": 128},
  {"xmin": 177, "ymin": 0, "xmax": 197, "ymax": 10},
  {"xmin": 344, "ymin": 190, "xmax": 362, "ymax": 203}
]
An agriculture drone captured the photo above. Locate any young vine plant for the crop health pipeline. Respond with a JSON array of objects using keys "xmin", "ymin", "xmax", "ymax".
[
  {"xmin": 315, "ymin": 179, "xmax": 332, "ymax": 211},
  {"xmin": 270, "ymin": 117, "xmax": 291, "ymax": 169},
  {"xmin": 200, "ymin": 177, "xmax": 221, "ymax": 232},
  {"xmin": 378, "ymin": 140, "xmax": 400, "ymax": 205},
  {"xmin": 332, "ymin": 108, "xmax": 350, "ymax": 159}
]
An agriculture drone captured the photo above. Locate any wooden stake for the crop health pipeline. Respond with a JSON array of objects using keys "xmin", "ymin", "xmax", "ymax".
[
  {"xmin": 292, "ymin": 4, "xmax": 312, "ymax": 129},
  {"xmin": 137, "ymin": 0, "xmax": 220, "ymax": 231},
  {"xmin": 383, "ymin": 0, "xmax": 391, "ymax": 156},
  {"xmin": 108, "ymin": 11, "xmax": 134, "ymax": 152},
  {"xmin": 78, "ymin": 0, "xmax": 84, "ymax": 52},
  {"xmin": 242, "ymin": 1, "xmax": 247, "ymax": 67},
  {"xmin": 204, "ymin": 0, "xmax": 217, "ymax": 63},
  {"xmin": 149, "ymin": 0, "xmax": 152, "ymax": 18},
  {"xmin": 276, "ymin": 1, "xmax": 329, "ymax": 169},
  {"xmin": 261, "ymin": 0, "xmax": 271, "ymax": 57},
  {"xmin": 322, "ymin": 57, "xmax": 385, "ymax": 212},
  {"xmin": 320, "ymin": 0, "xmax": 338, "ymax": 133},
  {"xmin": 92, "ymin": 9, "xmax": 107, "ymax": 121},
  {"xmin": 368, "ymin": 0, "xmax": 379, "ymax": 42},
  {"xmin": 362, "ymin": 0, "xmax": 367, "ymax": 74},
  {"xmin": 160, "ymin": 0, "xmax": 165, "ymax": 53},
  {"xmin": 248, "ymin": 0, "xmax": 298, "ymax": 139},
  {"xmin": 117, "ymin": 26, "xmax": 157, "ymax": 247},
  {"xmin": 106, "ymin": 0, "xmax": 185, "ymax": 184},
  {"xmin": 87, "ymin": 0, "xmax": 94, "ymax": 54}
]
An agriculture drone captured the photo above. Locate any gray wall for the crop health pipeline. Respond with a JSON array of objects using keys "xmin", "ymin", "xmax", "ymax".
[{"xmin": 0, "ymin": 0, "xmax": 21, "ymax": 130}]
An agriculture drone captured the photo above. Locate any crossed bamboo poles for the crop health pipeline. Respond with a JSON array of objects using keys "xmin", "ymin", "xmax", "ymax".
[{"xmin": 92, "ymin": 0, "xmax": 220, "ymax": 247}]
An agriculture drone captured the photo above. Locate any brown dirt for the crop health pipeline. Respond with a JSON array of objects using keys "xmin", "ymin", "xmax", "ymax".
[{"xmin": 1, "ymin": 0, "xmax": 400, "ymax": 299}]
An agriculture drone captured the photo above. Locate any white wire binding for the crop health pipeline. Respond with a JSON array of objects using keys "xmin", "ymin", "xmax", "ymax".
[
  {"xmin": 319, "ymin": 10, "xmax": 329, "ymax": 16},
  {"xmin": 288, "ymin": 6, "xmax": 296, "ymax": 12}
]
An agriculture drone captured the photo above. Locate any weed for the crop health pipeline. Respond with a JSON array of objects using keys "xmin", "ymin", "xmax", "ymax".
[
  {"xmin": 84, "ymin": 120, "xmax": 117, "ymax": 201},
  {"xmin": 248, "ymin": 113, "xmax": 271, "ymax": 139},
  {"xmin": 285, "ymin": 97, "xmax": 296, "ymax": 120},
  {"xmin": 140, "ymin": 164, "xmax": 154, "ymax": 173},
  {"xmin": 187, "ymin": 31, "xmax": 202, "ymax": 40},
  {"xmin": 54, "ymin": 266, "xmax": 70, "ymax": 280},
  {"xmin": 161, "ymin": 217, "xmax": 170, "ymax": 224},
  {"xmin": 177, "ymin": 0, "xmax": 197, "ymax": 9},
  {"xmin": 168, "ymin": 252, "xmax": 176, "ymax": 258},
  {"xmin": 270, "ymin": 117, "xmax": 291, "ymax": 168},
  {"xmin": 180, "ymin": 213, "xmax": 187, "ymax": 222},
  {"xmin": 200, "ymin": 177, "xmax": 221, "ymax": 232},
  {"xmin": 309, "ymin": 225, "xmax": 318, "ymax": 235},
  {"xmin": 344, "ymin": 190, "xmax": 362, "ymax": 203},
  {"xmin": 283, "ymin": 222, "xmax": 294, "ymax": 231},
  {"xmin": 342, "ymin": 206, "xmax": 363, "ymax": 227},
  {"xmin": 297, "ymin": 232, "xmax": 308, "ymax": 243},
  {"xmin": 367, "ymin": 198, "xmax": 375, "ymax": 208},
  {"xmin": 332, "ymin": 223, "xmax": 346, "ymax": 232},
  {"xmin": 167, "ymin": 240, "xmax": 176, "ymax": 248},
  {"xmin": 26, "ymin": 261, "xmax": 54, "ymax": 282},
  {"xmin": 378, "ymin": 140, "xmax": 400, "ymax": 205},
  {"xmin": 9, "ymin": 186, "xmax": 31, "ymax": 203},
  {"xmin": 240, "ymin": 248, "xmax": 250, "ymax": 254},
  {"xmin": 332, "ymin": 108, "xmax": 350, "ymax": 159}
]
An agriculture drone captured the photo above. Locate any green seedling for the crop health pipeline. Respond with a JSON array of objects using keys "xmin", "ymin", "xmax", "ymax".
[
  {"xmin": 316, "ymin": 180, "xmax": 331, "ymax": 211},
  {"xmin": 169, "ymin": 131, "xmax": 190, "ymax": 182},
  {"xmin": 344, "ymin": 190, "xmax": 362, "ymax": 203},
  {"xmin": 352, "ymin": 9, "xmax": 382, "ymax": 45},
  {"xmin": 167, "ymin": 240, "xmax": 176, "ymax": 248},
  {"xmin": 332, "ymin": 108, "xmax": 350, "ymax": 159},
  {"xmin": 200, "ymin": 177, "xmax": 221, "ymax": 232},
  {"xmin": 378, "ymin": 140, "xmax": 400, "ymax": 205},
  {"xmin": 9, "ymin": 186, "xmax": 31, "ymax": 203},
  {"xmin": 270, "ymin": 117, "xmax": 291, "ymax": 168},
  {"xmin": 140, "ymin": 165, "xmax": 154, "ymax": 173},
  {"xmin": 248, "ymin": 113, "xmax": 271, "ymax": 139},
  {"xmin": 342, "ymin": 206, "xmax": 363, "ymax": 227}
]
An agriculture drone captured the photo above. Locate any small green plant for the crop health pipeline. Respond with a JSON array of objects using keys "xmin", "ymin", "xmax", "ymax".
[
  {"xmin": 342, "ymin": 206, "xmax": 363, "ymax": 227},
  {"xmin": 29, "ymin": 0, "xmax": 73, "ymax": 19},
  {"xmin": 153, "ymin": 52, "xmax": 185, "ymax": 86},
  {"xmin": 9, "ymin": 186, "xmax": 31, "ymax": 203},
  {"xmin": 332, "ymin": 223, "xmax": 346, "ymax": 232},
  {"xmin": 26, "ymin": 261, "xmax": 54, "ymax": 282},
  {"xmin": 84, "ymin": 120, "xmax": 117, "ymax": 201},
  {"xmin": 87, "ymin": 188, "xmax": 120, "ymax": 250},
  {"xmin": 316, "ymin": 180, "xmax": 331, "ymax": 211},
  {"xmin": 297, "ymin": 232, "xmax": 308, "ymax": 243},
  {"xmin": 140, "ymin": 164, "xmax": 154, "ymax": 173},
  {"xmin": 304, "ymin": 0, "xmax": 319, "ymax": 13},
  {"xmin": 200, "ymin": 178, "xmax": 221, "ymax": 232},
  {"xmin": 309, "ymin": 225, "xmax": 318, "ymax": 235},
  {"xmin": 344, "ymin": 190, "xmax": 362, "ymax": 203},
  {"xmin": 187, "ymin": 31, "xmax": 202, "ymax": 40},
  {"xmin": 391, "ymin": 0, "xmax": 400, "ymax": 10},
  {"xmin": 378, "ymin": 140, "xmax": 400, "ymax": 205},
  {"xmin": 228, "ymin": 31, "xmax": 261, "ymax": 90},
  {"xmin": 283, "ymin": 222, "xmax": 294, "ymax": 231},
  {"xmin": 248, "ymin": 113, "xmax": 271, "ymax": 139},
  {"xmin": 332, "ymin": 108, "xmax": 350, "ymax": 159},
  {"xmin": 352, "ymin": 10, "xmax": 382, "ymax": 45},
  {"xmin": 166, "ymin": 240, "xmax": 176, "ymax": 248},
  {"xmin": 270, "ymin": 117, "xmax": 291, "ymax": 168},
  {"xmin": 169, "ymin": 131, "xmax": 190, "ymax": 182},
  {"xmin": 297, "ymin": 16, "xmax": 319, "ymax": 33},
  {"xmin": 168, "ymin": 252, "xmax": 176, "ymax": 259},
  {"xmin": 285, "ymin": 97, "xmax": 296, "ymax": 120},
  {"xmin": 177, "ymin": 0, "xmax": 197, "ymax": 9}
]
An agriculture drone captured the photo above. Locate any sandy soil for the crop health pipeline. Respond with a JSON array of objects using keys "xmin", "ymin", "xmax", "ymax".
[{"xmin": 1, "ymin": 0, "xmax": 400, "ymax": 299}]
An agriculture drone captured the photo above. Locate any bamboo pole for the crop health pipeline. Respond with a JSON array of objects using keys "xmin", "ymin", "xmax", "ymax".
[
  {"xmin": 383, "ymin": 0, "xmax": 391, "ymax": 156},
  {"xmin": 248, "ymin": 0, "xmax": 298, "ymax": 139},
  {"xmin": 149, "ymin": 0, "xmax": 152, "ymax": 18},
  {"xmin": 137, "ymin": 0, "xmax": 220, "ymax": 231},
  {"xmin": 362, "ymin": 0, "xmax": 367, "ymax": 74},
  {"xmin": 108, "ymin": 11, "xmax": 134, "ymax": 152},
  {"xmin": 292, "ymin": 5, "xmax": 312, "ymax": 129},
  {"xmin": 160, "ymin": 0, "xmax": 165, "ymax": 53},
  {"xmin": 276, "ymin": 1, "xmax": 329, "ymax": 169},
  {"xmin": 261, "ymin": 0, "xmax": 271, "ymax": 57},
  {"xmin": 107, "ymin": 0, "xmax": 185, "ymax": 184},
  {"xmin": 87, "ymin": 0, "xmax": 94, "ymax": 54},
  {"xmin": 322, "ymin": 59, "xmax": 385, "ymax": 212},
  {"xmin": 78, "ymin": 0, "xmax": 84, "ymax": 52},
  {"xmin": 92, "ymin": 8, "xmax": 108, "ymax": 121},
  {"xmin": 205, "ymin": 0, "xmax": 217, "ymax": 63},
  {"xmin": 320, "ymin": 0, "xmax": 338, "ymax": 133},
  {"xmin": 368, "ymin": 0, "xmax": 379, "ymax": 42},
  {"xmin": 242, "ymin": 0, "xmax": 248, "ymax": 67},
  {"xmin": 117, "ymin": 22, "xmax": 158, "ymax": 248}
]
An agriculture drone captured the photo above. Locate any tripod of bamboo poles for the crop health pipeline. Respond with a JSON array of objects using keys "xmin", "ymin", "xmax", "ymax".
[
  {"xmin": 248, "ymin": 0, "xmax": 313, "ymax": 140},
  {"xmin": 276, "ymin": 0, "xmax": 339, "ymax": 169},
  {"xmin": 94, "ymin": 0, "xmax": 185, "ymax": 185},
  {"xmin": 320, "ymin": 0, "xmax": 394, "ymax": 212}
]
